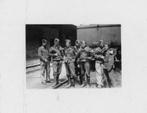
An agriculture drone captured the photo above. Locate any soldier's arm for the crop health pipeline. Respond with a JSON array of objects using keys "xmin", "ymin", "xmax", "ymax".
[
  {"xmin": 73, "ymin": 46, "xmax": 78, "ymax": 55},
  {"xmin": 60, "ymin": 46, "xmax": 65, "ymax": 57},
  {"xmin": 62, "ymin": 48, "xmax": 66, "ymax": 56},
  {"xmin": 70, "ymin": 46, "xmax": 76, "ymax": 57},
  {"xmin": 90, "ymin": 48, "xmax": 95, "ymax": 58},
  {"xmin": 49, "ymin": 47, "xmax": 57, "ymax": 56},
  {"xmin": 73, "ymin": 49, "xmax": 77, "ymax": 57},
  {"xmin": 104, "ymin": 56, "xmax": 109, "ymax": 63},
  {"xmin": 114, "ymin": 55, "xmax": 119, "ymax": 62},
  {"xmin": 75, "ymin": 50, "xmax": 81, "ymax": 61},
  {"xmin": 38, "ymin": 47, "xmax": 46, "ymax": 62},
  {"xmin": 86, "ymin": 47, "xmax": 92, "ymax": 58}
]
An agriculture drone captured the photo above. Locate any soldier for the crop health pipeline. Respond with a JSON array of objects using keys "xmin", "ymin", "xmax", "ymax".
[
  {"xmin": 38, "ymin": 39, "xmax": 50, "ymax": 84},
  {"xmin": 74, "ymin": 40, "xmax": 81, "ymax": 54},
  {"xmin": 64, "ymin": 39, "xmax": 76, "ymax": 87},
  {"xmin": 103, "ymin": 44, "xmax": 113, "ymax": 87},
  {"xmin": 114, "ymin": 48, "xmax": 121, "ymax": 71},
  {"xmin": 102, "ymin": 43, "xmax": 109, "ymax": 54},
  {"xmin": 74, "ymin": 40, "xmax": 82, "ymax": 82},
  {"xmin": 93, "ymin": 46, "xmax": 105, "ymax": 88},
  {"xmin": 99, "ymin": 40, "xmax": 104, "ymax": 49},
  {"xmin": 76, "ymin": 41, "xmax": 92, "ymax": 87},
  {"xmin": 49, "ymin": 38, "xmax": 63, "ymax": 87}
]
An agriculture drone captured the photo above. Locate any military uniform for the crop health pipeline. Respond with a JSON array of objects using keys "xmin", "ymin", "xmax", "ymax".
[
  {"xmin": 74, "ymin": 45, "xmax": 81, "ymax": 81},
  {"xmin": 77, "ymin": 46, "xmax": 92, "ymax": 86},
  {"xmin": 38, "ymin": 46, "xmax": 50, "ymax": 83},
  {"xmin": 103, "ymin": 48, "xmax": 115, "ymax": 87},
  {"xmin": 93, "ymin": 47, "xmax": 105, "ymax": 88},
  {"xmin": 64, "ymin": 46, "xmax": 76, "ymax": 87},
  {"xmin": 49, "ymin": 45, "xmax": 63, "ymax": 85}
]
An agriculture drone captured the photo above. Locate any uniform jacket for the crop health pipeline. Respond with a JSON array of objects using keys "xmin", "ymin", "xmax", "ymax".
[
  {"xmin": 49, "ymin": 45, "xmax": 63, "ymax": 61},
  {"xmin": 64, "ymin": 46, "xmax": 76, "ymax": 63},
  {"xmin": 76, "ymin": 46, "xmax": 92, "ymax": 62},
  {"xmin": 38, "ymin": 46, "xmax": 49, "ymax": 63},
  {"xmin": 103, "ymin": 49, "xmax": 115, "ymax": 71},
  {"xmin": 74, "ymin": 46, "xmax": 81, "ymax": 55},
  {"xmin": 93, "ymin": 48, "xmax": 104, "ymax": 63}
]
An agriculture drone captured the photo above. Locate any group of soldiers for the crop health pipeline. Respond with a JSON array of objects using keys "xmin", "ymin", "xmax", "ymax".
[{"xmin": 38, "ymin": 38, "xmax": 120, "ymax": 88}]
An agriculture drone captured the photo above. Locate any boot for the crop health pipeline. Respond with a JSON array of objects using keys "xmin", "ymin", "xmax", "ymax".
[
  {"xmin": 66, "ymin": 75, "xmax": 70, "ymax": 85},
  {"xmin": 71, "ymin": 77, "xmax": 75, "ymax": 87},
  {"xmin": 79, "ymin": 75, "xmax": 83, "ymax": 85},
  {"xmin": 65, "ymin": 77, "xmax": 72, "ymax": 88},
  {"xmin": 80, "ymin": 75, "xmax": 87, "ymax": 87},
  {"xmin": 53, "ymin": 75, "xmax": 59, "ymax": 87},
  {"xmin": 87, "ymin": 76, "xmax": 91, "ymax": 88},
  {"xmin": 108, "ymin": 82, "xmax": 113, "ymax": 88},
  {"xmin": 81, "ymin": 82, "xmax": 86, "ymax": 87},
  {"xmin": 85, "ymin": 76, "xmax": 90, "ymax": 88}
]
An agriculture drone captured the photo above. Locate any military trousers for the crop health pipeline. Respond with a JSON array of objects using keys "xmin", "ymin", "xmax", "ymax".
[
  {"xmin": 95, "ymin": 61, "xmax": 104, "ymax": 87},
  {"xmin": 65, "ymin": 62, "xmax": 76, "ymax": 78},
  {"xmin": 103, "ymin": 68, "xmax": 112, "ymax": 87},
  {"xmin": 52, "ymin": 61, "xmax": 62, "ymax": 84},
  {"xmin": 79, "ymin": 61, "xmax": 91, "ymax": 85},
  {"xmin": 40, "ymin": 61, "xmax": 50, "ymax": 83}
]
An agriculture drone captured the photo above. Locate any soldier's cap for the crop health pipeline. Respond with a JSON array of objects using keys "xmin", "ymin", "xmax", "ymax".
[
  {"xmin": 81, "ymin": 40, "xmax": 86, "ymax": 44},
  {"xmin": 65, "ymin": 39, "xmax": 71, "ymax": 43},
  {"xmin": 104, "ymin": 43, "xmax": 109, "ymax": 46},
  {"xmin": 99, "ymin": 40, "xmax": 104, "ymax": 43},
  {"xmin": 54, "ymin": 38, "xmax": 59, "ymax": 42},
  {"xmin": 75, "ymin": 40, "xmax": 80, "ymax": 44},
  {"xmin": 42, "ymin": 39, "xmax": 47, "ymax": 43},
  {"xmin": 108, "ymin": 49, "xmax": 114, "ymax": 54},
  {"xmin": 109, "ymin": 51, "xmax": 113, "ymax": 55},
  {"xmin": 96, "ymin": 47, "xmax": 102, "ymax": 51}
]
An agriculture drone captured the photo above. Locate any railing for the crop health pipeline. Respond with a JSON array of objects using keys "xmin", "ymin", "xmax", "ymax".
[
  {"xmin": 26, "ymin": 62, "xmax": 68, "ymax": 89},
  {"xmin": 26, "ymin": 63, "xmax": 40, "ymax": 69}
]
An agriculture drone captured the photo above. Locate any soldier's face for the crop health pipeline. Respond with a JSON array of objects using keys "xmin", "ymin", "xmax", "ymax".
[
  {"xmin": 55, "ymin": 41, "xmax": 59, "ymax": 46},
  {"xmin": 104, "ymin": 45, "xmax": 109, "ymax": 50},
  {"xmin": 42, "ymin": 42, "xmax": 47, "ymax": 46},
  {"xmin": 100, "ymin": 42, "xmax": 104, "ymax": 46},
  {"xmin": 81, "ymin": 42, "xmax": 86, "ymax": 48},
  {"xmin": 66, "ymin": 42, "xmax": 70, "ymax": 47},
  {"xmin": 75, "ymin": 42, "xmax": 79, "ymax": 46}
]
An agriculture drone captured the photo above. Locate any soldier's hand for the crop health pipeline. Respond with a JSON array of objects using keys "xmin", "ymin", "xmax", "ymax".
[
  {"xmin": 77, "ymin": 64, "xmax": 80, "ymax": 68},
  {"xmin": 44, "ymin": 59, "xmax": 48, "ymax": 63},
  {"xmin": 54, "ymin": 53, "xmax": 58, "ymax": 56}
]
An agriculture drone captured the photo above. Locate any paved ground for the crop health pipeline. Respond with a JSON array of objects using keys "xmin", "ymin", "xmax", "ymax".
[{"xmin": 26, "ymin": 60, "xmax": 121, "ymax": 89}]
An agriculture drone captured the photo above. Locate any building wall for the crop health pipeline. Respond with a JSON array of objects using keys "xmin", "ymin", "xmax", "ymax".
[
  {"xmin": 100, "ymin": 26, "xmax": 121, "ymax": 45},
  {"xmin": 77, "ymin": 25, "xmax": 121, "ymax": 45},
  {"xmin": 77, "ymin": 27, "xmax": 99, "ymax": 44}
]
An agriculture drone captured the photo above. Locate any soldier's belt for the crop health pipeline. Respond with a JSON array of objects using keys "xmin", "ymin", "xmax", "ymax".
[
  {"xmin": 64, "ymin": 59, "xmax": 75, "ymax": 63},
  {"xmin": 79, "ymin": 59, "xmax": 89, "ymax": 62},
  {"xmin": 53, "ymin": 58, "xmax": 63, "ymax": 61},
  {"xmin": 79, "ymin": 57, "xmax": 92, "ymax": 61},
  {"xmin": 96, "ymin": 60, "xmax": 104, "ymax": 64}
]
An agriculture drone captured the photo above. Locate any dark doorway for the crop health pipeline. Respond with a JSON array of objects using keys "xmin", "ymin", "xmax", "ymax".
[{"xmin": 26, "ymin": 24, "xmax": 77, "ymax": 60}]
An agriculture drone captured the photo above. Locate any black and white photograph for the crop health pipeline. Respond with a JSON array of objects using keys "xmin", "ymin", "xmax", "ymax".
[
  {"xmin": 26, "ymin": 24, "xmax": 121, "ymax": 89},
  {"xmin": 1, "ymin": 0, "xmax": 147, "ymax": 113}
]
